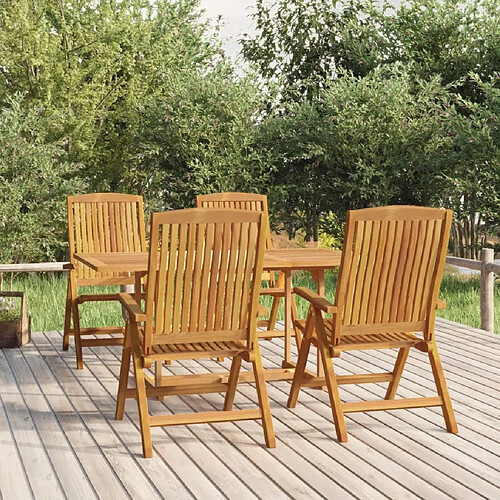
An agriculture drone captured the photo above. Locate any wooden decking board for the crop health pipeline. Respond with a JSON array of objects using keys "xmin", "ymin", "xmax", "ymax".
[
  {"xmin": 342, "ymin": 347, "xmax": 500, "ymax": 427},
  {"xmin": 27, "ymin": 334, "xmax": 160, "ymax": 500},
  {"xmin": 39, "ymin": 331, "xmax": 215, "ymax": 500},
  {"xmin": 236, "ymin": 341, "xmax": 495, "ymax": 500},
  {"xmin": 124, "ymin": 358, "xmax": 344, "ymax": 500},
  {"xmin": 0, "ymin": 351, "xmax": 66, "ymax": 500},
  {"xmin": 261, "ymin": 333, "xmax": 500, "ymax": 495},
  {"xmin": 83, "ymin": 342, "xmax": 261, "ymax": 500},
  {"xmin": 341, "ymin": 349, "xmax": 500, "ymax": 457},
  {"xmin": 286, "ymin": 336, "xmax": 500, "ymax": 447},
  {"xmin": 184, "ymin": 360, "xmax": 384, "ymax": 500},
  {"xmin": 3, "ymin": 349, "xmax": 98, "ymax": 500},
  {"xmin": 1, "ymin": 318, "xmax": 499, "ymax": 499},
  {"xmin": 0, "ymin": 369, "xmax": 33, "ymax": 500}
]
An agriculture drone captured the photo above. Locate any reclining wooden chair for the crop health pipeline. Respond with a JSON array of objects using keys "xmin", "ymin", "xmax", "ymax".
[
  {"xmin": 196, "ymin": 193, "xmax": 296, "ymax": 339},
  {"xmin": 63, "ymin": 193, "xmax": 146, "ymax": 369},
  {"xmin": 115, "ymin": 208, "xmax": 276, "ymax": 458},
  {"xmin": 287, "ymin": 205, "xmax": 458, "ymax": 441}
]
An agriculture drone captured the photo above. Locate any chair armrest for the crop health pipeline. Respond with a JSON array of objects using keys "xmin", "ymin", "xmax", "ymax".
[
  {"xmin": 259, "ymin": 288, "xmax": 285, "ymax": 296},
  {"xmin": 436, "ymin": 299, "xmax": 446, "ymax": 309},
  {"xmin": 293, "ymin": 287, "xmax": 336, "ymax": 314},
  {"xmin": 118, "ymin": 293, "xmax": 147, "ymax": 322}
]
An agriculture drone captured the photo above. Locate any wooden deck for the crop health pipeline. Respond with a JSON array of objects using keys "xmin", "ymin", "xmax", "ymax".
[{"xmin": 1, "ymin": 318, "xmax": 499, "ymax": 499}]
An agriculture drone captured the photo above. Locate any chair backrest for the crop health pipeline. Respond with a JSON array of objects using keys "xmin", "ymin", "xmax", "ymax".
[
  {"xmin": 142, "ymin": 208, "xmax": 267, "ymax": 354},
  {"xmin": 196, "ymin": 193, "xmax": 273, "ymax": 249},
  {"xmin": 68, "ymin": 193, "xmax": 146, "ymax": 284},
  {"xmin": 332, "ymin": 206, "xmax": 452, "ymax": 344}
]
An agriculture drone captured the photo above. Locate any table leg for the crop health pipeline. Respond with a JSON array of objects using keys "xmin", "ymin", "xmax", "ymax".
[
  {"xmin": 282, "ymin": 270, "xmax": 294, "ymax": 368},
  {"xmin": 134, "ymin": 272, "xmax": 143, "ymax": 303},
  {"xmin": 314, "ymin": 270, "xmax": 326, "ymax": 387},
  {"xmin": 120, "ymin": 284, "xmax": 135, "ymax": 321}
]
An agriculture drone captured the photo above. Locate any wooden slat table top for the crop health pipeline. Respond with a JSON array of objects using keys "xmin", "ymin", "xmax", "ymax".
[
  {"xmin": 1, "ymin": 318, "xmax": 500, "ymax": 499},
  {"xmin": 74, "ymin": 248, "xmax": 342, "ymax": 273}
]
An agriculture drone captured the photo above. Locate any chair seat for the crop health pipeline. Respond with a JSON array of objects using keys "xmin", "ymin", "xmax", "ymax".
[
  {"xmin": 294, "ymin": 319, "xmax": 422, "ymax": 351},
  {"xmin": 152, "ymin": 340, "xmax": 246, "ymax": 357},
  {"xmin": 136, "ymin": 325, "xmax": 248, "ymax": 360}
]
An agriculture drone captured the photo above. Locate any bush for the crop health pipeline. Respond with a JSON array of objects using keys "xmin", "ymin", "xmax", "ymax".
[{"xmin": 0, "ymin": 94, "xmax": 84, "ymax": 263}]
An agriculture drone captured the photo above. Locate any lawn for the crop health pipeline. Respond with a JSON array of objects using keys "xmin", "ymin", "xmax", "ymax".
[{"xmin": 4, "ymin": 270, "xmax": 499, "ymax": 334}]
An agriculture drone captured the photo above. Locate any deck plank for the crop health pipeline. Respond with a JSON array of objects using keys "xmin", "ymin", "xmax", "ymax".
[{"xmin": 0, "ymin": 318, "xmax": 499, "ymax": 500}]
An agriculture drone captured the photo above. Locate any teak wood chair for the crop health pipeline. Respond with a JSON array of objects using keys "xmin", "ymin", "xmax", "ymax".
[
  {"xmin": 196, "ymin": 192, "xmax": 296, "ymax": 339},
  {"xmin": 287, "ymin": 205, "xmax": 458, "ymax": 441},
  {"xmin": 115, "ymin": 208, "xmax": 276, "ymax": 458},
  {"xmin": 63, "ymin": 193, "xmax": 146, "ymax": 369}
]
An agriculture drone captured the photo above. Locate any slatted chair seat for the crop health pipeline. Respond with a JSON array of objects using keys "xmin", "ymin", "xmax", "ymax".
[
  {"xmin": 63, "ymin": 193, "xmax": 146, "ymax": 369},
  {"xmin": 150, "ymin": 341, "xmax": 247, "ymax": 360},
  {"xmin": 287, "ymin": 206, "xmax": 458, "ymax": 442},
  {"xmin": 115, "ymin": 208, "xmax": 276, "ymax": 458},
  {"xmin": 294, "ymin": 318, "xmax": 421, "ymax": 350}
]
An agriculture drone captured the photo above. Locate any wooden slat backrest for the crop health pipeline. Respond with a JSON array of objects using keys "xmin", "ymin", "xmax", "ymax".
[
  {"xmin": 332, "ymin": 206, "xmax": 452, "ymax": 344},
  {"xmin": 196, "ymin": 193, "xmax": 273, "ymax": 250},
  {"xmin": 68, "ymin": 193, "xmax": 146, "ymax": 282},
  {"xmin": 142, "ymin": 209, "xmax": 267, "ymax": 354}
]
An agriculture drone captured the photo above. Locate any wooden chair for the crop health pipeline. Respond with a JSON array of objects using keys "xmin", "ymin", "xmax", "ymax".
[
  {"xmin": 63, "ymin": 193, "xmax": 146, "ymax": 369},
  {"xmin": 115, "ymin": 208, "xmax": 276, "ymax": 458},
  {"xmin": 287, "ymin": 206, "xmax": 458, "ymax": 441},
  {"xmin": 196, "ymin": 192, "xmax": 296, "ymax": 339}
]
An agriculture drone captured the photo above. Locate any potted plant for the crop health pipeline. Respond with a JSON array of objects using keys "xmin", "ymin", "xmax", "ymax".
[{"xmin": 0, "ymin": 291, "xmax": 31, "ymax": 348}]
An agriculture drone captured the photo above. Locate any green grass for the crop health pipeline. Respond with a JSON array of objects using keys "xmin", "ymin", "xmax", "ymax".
[{"xmin": 6, "ymin": 271, "xmax": 500, "ymax": 333}]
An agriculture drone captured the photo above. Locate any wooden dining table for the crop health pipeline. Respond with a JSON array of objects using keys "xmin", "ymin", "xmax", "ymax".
[{"xmin": 74, "ymin": 247, "xmax": 341, "ymax": 382}]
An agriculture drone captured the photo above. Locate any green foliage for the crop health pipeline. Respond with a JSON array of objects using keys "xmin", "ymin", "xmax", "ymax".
[
  {"xmin": 244, "ymin": 0, "xmax": 500, "ymax": 249},
  {"xmin": 0, "ymin": 94, "xmax": 84, "ymax": 263},
  {"xmin": 438, "ymin": 75, "xmax": 500, "ymax": 257},
  {"xmin": 0, "ymin": 0, "xmax": 225, "ymax": 192},
  {"xmin": 241, "ymin": 0, "xmax": 380, "ymax": 100},
  {"xmin": 377, "ymin": 0, "xmax": 500, "ymax": 101},
  {"xmin": 259, "ymin": 68, "xmax": 454, "ymax": 236},
  {"xmin": 130, "ymin": 67, "xmax": 270, "ymax": 210}
]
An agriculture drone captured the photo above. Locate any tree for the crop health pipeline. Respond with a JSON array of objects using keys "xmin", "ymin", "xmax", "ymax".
[
  {"xmin": 241, "ymin": 0, "xmax": 380, "ymax": 101},
  {"xmin": 0, "ymin": 94, "xmax": 84, "ymax": 263},
  {"xmin": 130, "ymin": 66, "xmax": 269, "ymax": 211},
  {"xmin": 438, "ymin": 76, "xmax": 500, "ymax": 258},
  {"xmin": 0, "ymin": 0, "xmax": 224, "ymax": 191}
]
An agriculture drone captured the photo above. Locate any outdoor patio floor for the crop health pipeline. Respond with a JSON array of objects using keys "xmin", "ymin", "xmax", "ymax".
[{"xmin": 1, "ymin": 318, "xmax": 499, "ymax": 499}]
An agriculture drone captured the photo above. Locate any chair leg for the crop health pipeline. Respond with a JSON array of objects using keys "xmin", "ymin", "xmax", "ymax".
[
  {"xmin": 132, "ymin": 347, "xmax": 153, "ymax": 458},
  {"xmin": 267, "ymin": 273, "xmax": 282, "ymax": 332},
  {"xmin": 155, "ymin": 361, "xmax": 164, "ymax": 401},
  {"xmin": 287, "ymin": 309, "xmax": 314, "ymax": 408},
  {"xmin": 116, "ymin": 324, "xmax": 132, "ymax": 420},
  {"xmin": 428, "ymin": 343, "xmax": 458, "ymax": 434},
  {"xmin": 72, "ymin": 302, "xmax": 84, "ymax": 370},
  {"xmin": 287, "ymin": 335, "xmax": 312, "ymax": 408},
  {"xmin": 315, "ymin": 311, "xmax": 348, "ymax": 442},
  {"xmin": 385, "ymin": 347, "xmax": 410, "ymax": 400},
  {"xmin": 63, "ymin": 279, "xmax": 72, "ymax": 351},
  {"xmin": 252, "ymin": 344, "xmax": 276, "ymax": 448},
  {"xmin": 223, "ymin": 355, "xmax": 242, "ymax": 411}
]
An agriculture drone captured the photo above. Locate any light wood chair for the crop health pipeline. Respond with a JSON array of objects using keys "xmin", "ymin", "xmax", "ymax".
[
  {"xmin": 115, "ymin": 208, "xmax": 276, "ymax": 458},
  {"xmin": 63, "ymin": 193, "xmax": 146, "ymax": 369},
  {"xmin": 196, "ymin": 192, "xmax": 296, "ymax": 339},
  {"xmin": 287, "ymin": 205, "xmax": 458, "ymax": 441}
]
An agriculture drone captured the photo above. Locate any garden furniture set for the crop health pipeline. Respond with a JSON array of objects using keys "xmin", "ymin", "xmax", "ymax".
[{"xmin": 63, "ymin": 192, "xmax": 458, "ymax": 458}]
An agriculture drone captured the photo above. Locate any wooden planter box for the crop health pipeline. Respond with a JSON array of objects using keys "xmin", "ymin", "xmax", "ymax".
[{"xmin": 0, "ymin": 291, "xmax": 31, "ymax": 348}]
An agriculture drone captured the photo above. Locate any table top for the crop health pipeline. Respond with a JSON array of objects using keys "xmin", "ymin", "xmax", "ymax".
[{"xmin": 74, "ymin": 247, "xmax": 342, "ymax": 273}]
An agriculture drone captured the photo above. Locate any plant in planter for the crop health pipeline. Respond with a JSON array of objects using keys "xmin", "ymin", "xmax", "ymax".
[{"xmin": 0, "ymin": 291, "xmax": 31, "ymax": 348}]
